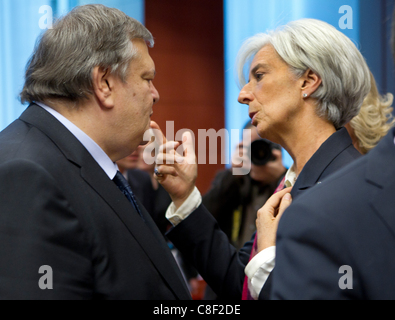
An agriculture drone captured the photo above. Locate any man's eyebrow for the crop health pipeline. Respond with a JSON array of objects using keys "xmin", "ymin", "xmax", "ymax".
[{"xmin": 142, "ymin": 69, "xmax": 156, "ymax": 77}]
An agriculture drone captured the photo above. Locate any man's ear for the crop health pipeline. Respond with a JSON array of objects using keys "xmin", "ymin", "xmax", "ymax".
[
  {"xmin": 92, "ymin": 66, "xmax": 115, "ymax": 109},
  {"xmin": 300, "ymin": 69, "xmax": 322, "ymax": 98}
]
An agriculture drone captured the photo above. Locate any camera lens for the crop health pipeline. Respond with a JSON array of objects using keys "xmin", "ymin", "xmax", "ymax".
[{"xmin": 249, "ymin": 139, "xmax": 274, "ymax": 166}]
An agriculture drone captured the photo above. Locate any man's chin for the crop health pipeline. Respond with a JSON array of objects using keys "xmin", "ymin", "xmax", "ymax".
[{"xmin": 139, "ymin": 125, "xmax": 155, "ymax": 145}]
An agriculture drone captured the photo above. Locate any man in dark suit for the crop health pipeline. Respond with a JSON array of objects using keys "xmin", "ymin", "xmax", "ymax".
[
  {"xmin": 271, "ymin": 126, "xmax": 395, "ymax": 299},
  {"xmin": 0, "ymin": 4, "xmax": 190, "ymax": 300},
  {"xmin": 117, "ymin": 152, "xmax": 159, "ymax": 224}
]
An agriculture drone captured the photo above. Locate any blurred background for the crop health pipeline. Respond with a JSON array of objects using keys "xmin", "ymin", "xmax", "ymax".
[{"xmin": 1, "ymin": 0, "xmax": 394, "ymax": 194}]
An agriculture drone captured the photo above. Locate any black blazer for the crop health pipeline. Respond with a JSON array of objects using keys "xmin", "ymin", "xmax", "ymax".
[
  {"xmin": 260, "ymin": 127, "xmax": 362, "ymax": 298},
  {"xmin": 167, "ymin": 127, "xmax": 361, "ymax": 300},
  {"xmin": 272, "ymin": 128, "xmax": 395, "ymax": 300},
  {"xmin": 0, "ymin": 104, "xmax": 191, "ymax": 300},
  {"xmin": 202, "ymin": 169, "xmax": 281, "ymax": 248},
  {"xmin": 126, "ymin": 169, "xmax": 154, "ymax": 212}
]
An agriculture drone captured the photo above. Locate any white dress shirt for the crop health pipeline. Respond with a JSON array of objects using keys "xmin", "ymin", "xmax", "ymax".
[
  {"xmin": 166, "ymin": 187, "xmax": 202, "ymax": 226},
  {"xmin": 244, "ymin": 164, "xmax": 297, "ymax": 299},
  {"xmin": 36, "ymin": 102, "xmax": 118, "ymax": 179}
]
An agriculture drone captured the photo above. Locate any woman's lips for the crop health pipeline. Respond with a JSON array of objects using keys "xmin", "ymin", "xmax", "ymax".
[{"xmin": 249, "ymin": 112, "xmax": 258, "ymax": 125}]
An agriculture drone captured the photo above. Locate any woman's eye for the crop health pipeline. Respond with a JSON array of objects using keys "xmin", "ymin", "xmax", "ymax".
[{"xmin": 255, "ymin": 73, "xmax": 264, "ymax": 81}]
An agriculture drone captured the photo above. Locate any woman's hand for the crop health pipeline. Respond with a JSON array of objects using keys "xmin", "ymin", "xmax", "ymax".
[{"xmin": 256, "ymin": 187, "xmax": 293, "ymax": 252}]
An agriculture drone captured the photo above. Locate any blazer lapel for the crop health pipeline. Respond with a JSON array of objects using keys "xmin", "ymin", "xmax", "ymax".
[
  {"xmin": 291, "ymin": 128, "xmax": 357, "ymax": 199},
  {"xmin": 366, "ymin": 128, "xmax": 395, "ymax": 238},
  {"xmin": 20, "ymin": 104, "xmax": 191, "ymax": 299},
  {"xmin": 80, "ymin": 165, "xmax": 191, "ymax": 299}
]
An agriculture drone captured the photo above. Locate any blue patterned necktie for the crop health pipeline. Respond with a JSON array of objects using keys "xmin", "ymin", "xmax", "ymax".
[{"xmin": 113, "ymin": 171, "xmax": 144, "ymax": 221}]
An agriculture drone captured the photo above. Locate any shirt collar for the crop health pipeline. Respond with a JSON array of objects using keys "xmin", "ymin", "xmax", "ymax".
[
  {"xmin": 36, "ymin": 102, "xmax": 118, "ymax": 180},
  {"xmin": 284, "ymin": 164, "xmax": 297, "ymax": 188}
]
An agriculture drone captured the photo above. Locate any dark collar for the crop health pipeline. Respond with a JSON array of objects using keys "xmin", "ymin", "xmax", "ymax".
[
  {"xmin": 20, "ymin": 103, "xmax": 89, "ymax": 168},
  {"xmin": 291, "ymin": 127, "xmax": 359, "ymax": 198}
]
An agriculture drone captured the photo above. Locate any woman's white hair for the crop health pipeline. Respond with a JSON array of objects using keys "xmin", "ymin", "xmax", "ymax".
[{"xmin": 236, "ymin": 19, "xmax": 371, "ymax": 128}]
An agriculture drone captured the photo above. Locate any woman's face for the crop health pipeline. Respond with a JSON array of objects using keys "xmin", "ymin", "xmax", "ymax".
[{"xmin": 238, "ymin": 45, "xmax": 304, "ymax": 143}]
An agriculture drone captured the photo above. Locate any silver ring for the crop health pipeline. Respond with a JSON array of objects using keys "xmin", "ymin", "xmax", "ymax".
[{"xmin": 154, "ymin": 167, "xmax": 163, "ymax": 177}]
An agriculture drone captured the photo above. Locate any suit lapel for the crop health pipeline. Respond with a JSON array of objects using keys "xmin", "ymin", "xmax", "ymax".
[
  {"xmin": 291, "ymin": 128, "xmax": 356, "ymax": 199},
  {"xmin": 20, "ymin": 104, "xmax": 191, "ymax": 299},
  {"xmin": 80, "ymin": 165, "xmax": 191, "ymax": 299},
  {"xmin": 366, "ymin": 128, "xmax": 395, "ymax": 239},
  {"xmin": 369, "ymin": 182, "xmax": 395, "ymax": 239}
]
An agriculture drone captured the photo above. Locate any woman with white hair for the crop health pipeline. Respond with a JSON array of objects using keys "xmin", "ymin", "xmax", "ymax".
[
  {"xmin": 237, "ymin": 19, "xmax": 370, "ymax": 181},
  {"xmin": 154, "ymin": 19, "xmax": 372, "ymax": 300}
]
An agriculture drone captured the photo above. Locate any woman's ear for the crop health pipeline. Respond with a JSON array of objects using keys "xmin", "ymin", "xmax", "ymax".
[
  {"xmin": 92, "ymin": 66, "xmax": 115, "ymax": 109},
  {"xmin": 300, "ymin": 69, "xmax": 322, "ymax": 98}
]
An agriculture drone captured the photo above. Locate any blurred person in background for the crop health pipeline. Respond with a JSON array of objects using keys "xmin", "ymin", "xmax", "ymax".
[{"xmin": 203, "ymin": 122, "xmax": 286, "ymax": 250}]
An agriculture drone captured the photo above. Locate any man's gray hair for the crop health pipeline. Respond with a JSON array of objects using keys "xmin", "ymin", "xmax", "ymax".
[
  {"xmin": 20, "ymin": 4, "xmax": 154, "ymax": 104},
  {"xmin": 236, "ymin": 19, "xmax": 371, "ymax": 128}
]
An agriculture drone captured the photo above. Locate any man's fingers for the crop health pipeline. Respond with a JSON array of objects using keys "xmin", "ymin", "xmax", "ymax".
[
  {"xmin": 158, "ymin": 141, "xmax": 180, "ymax": 154},
  {"xmin": 150, "ymin": 121, "xmax": 167, "ymax": 146},
  {"xmin": 154, "ymin": 165, "xmax": 178, "ymax": 178},
  {"xmin": 156, "ymin": 153, "xmax": 184, "ymax": 165},
  {"xmin": 182, "ymin": 131, "xmax": 196, "ymax": 164}
]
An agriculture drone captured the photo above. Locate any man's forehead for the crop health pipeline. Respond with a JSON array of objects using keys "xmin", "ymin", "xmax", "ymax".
[
  {"xmin": 130, "ymin": 42, "xmax": 156, "ymax": 72},
  {"xmin": 131, "ymin": 38, "xmax": 152, "ymax": 61}
]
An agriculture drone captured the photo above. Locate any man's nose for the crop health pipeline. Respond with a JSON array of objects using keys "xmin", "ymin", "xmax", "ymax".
[{"xmin": 152, "ymin": 84, "xmax": 160, "ymax": 104}]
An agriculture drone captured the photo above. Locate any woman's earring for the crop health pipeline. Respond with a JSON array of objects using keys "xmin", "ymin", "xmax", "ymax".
[{"xmin": 303, "ymin": 93, "xmax": 308, "ymax": 98}]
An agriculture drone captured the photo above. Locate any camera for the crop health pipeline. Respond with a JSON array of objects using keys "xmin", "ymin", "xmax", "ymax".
[{"xmin": 248, "ymin": 139, "xmax": 280, "ymax": 166}]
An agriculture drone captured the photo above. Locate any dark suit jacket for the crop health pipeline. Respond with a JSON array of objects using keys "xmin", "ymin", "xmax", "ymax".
[
  {"xmin": 271, "ymin": 128, "xmax": 395, "ymax": 300},
  {"xmin": 167, "ymin": 127, "xmax": 361, "ymax": 300},
  {"xmin": 203, "ymin": 169, "xmax": 281, "ymax": 248},
  {"xmin": 126, "ymin": 169, "xmax": 154, "ymax": 211},
  {"xmin": 127, "ymin": 169, "xmax": 172, "ymax": 235},
  {"xmin": 0, "ymin": 104, "xmax": 190, "ymax": 300}
]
